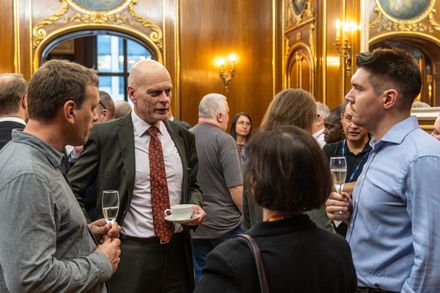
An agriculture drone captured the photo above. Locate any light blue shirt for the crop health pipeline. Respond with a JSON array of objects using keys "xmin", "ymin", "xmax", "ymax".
[{"xmin": 347, "ymin": 116, "xmax": 440, "ymax": 293}]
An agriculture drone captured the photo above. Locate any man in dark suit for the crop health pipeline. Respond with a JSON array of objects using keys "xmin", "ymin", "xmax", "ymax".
[
  {"xmin": 0, "ymin": 73, "xmax": 28, "ymax": 150},
  {"xmin": 68, "ymin": 59, "xmax": 206, "ymax": 293}
]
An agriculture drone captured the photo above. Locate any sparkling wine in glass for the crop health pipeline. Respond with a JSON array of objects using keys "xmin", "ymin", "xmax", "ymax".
[
  {"xmin": 330, "ymin": 157, "xmax": 347, "ymax": 215},
  {"xmin": 102, "ymin": 190, "xmax": 119, "ymax": 224}
]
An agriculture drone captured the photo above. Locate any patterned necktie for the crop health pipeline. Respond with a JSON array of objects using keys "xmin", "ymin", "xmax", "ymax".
[{"xmin": 147, "ymin": 126, "xmax": 174, "ymax": 243}]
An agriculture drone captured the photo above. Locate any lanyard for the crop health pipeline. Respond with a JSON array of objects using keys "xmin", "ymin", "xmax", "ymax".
[{"xmin": 341, "ymin": 140, "xmax": 369, "ymax": 182}]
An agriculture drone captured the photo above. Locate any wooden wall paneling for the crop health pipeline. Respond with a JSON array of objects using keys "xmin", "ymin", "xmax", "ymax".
[
  {"xmin": 283, "ymin": 0, "xmax": 317, "ymax": 98},
  {"xmin": 162, "ymin": 0, "xmax": 179, "ymax": 118},
  {"xmin": 286, "ymin": 47, "xmax": 312, "ymax": 92},
  {"xmin": 0, "ymin": 0, "xmax": 14, "ymax": 73},
  {"xmin": 323, "ymin": 0, "xmax": 345, "ymax": 110},
  {"xmin": 179, "ymin": 0, "xmax": 275, "ymax": 128}
]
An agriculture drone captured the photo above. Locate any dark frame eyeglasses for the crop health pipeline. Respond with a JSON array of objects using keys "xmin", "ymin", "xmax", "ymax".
[{"xmin": 99, "ymin": 100, "xmax": 107, "ymax": 110}]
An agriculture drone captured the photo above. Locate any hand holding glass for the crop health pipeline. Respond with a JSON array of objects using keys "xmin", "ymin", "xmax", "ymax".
[
  {"xmin": 330, "ymin": 157, "xmax": 347, "ymax": 215},
  {"xmin": 102, "ymin": 190, "xmax": 119, "ymax": 224}
]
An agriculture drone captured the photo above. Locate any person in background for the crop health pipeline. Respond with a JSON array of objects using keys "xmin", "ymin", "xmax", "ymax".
[
  {"xmin": 244, "ymin": 88, "xmax": 334, "ymax": 233},
  {"xmin": 229, "ymin": 112, "xmax": 253, "ymax": 229},
  {"xmin": 114, "ymin": 100, "xmax": 132, "ymax": 118},
  {"xmin": 326, "ymin": 48, "xmax": 440, "ymax": 292},
  {"xmin": 67, "ymin": 90, "xmax": 115, "ymax": 163},
  {"xmin": 229, "ymin": 112, "xmax": 252, "ymax": 164},
  {"xmin": 68, "ymin": 59, "xmax": 206, "ymax": 293},
  {"xmin": 313, "ymin": 101, "xmax": 330, "ymax": 148},
  {"xmin": 323, "ymin": 100, "xmax": 371, "ymax": 236},
  {"xmin": 0, "ymin": 73, "xmax": 28, "ymax": 150},
  {"xmin": 324, "ymin": 106, "xmax": 345, "ymax": 144},
  {"xmin": 431, "ymin": 113, "xmax": 440, "ymax": 141},
  {"xmin": 0, "ymin": 59, "xmax": 121, "ymax": 293},
  {"xmin": 95, "ymin": 91, "xmax": 116, "ymax": 121},
  {"xmin": 169, "ymin": 106, "xmax": 191, "ymax": 129},
  {"xmin": 190, "ymin": 94, "xmax": 243, "ymax": 284},
  {"xmin": 195, "ymin": 126, "xmax": 357, "ymax": 293}
]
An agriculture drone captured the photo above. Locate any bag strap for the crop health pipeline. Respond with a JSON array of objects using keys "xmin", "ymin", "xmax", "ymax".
[{"xmin": 236, "ymin": 234, "xmax": 270, "ymax": 293}]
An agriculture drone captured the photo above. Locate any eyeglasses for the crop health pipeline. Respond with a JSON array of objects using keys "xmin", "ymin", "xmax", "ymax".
[{"xmin": 99, "ymin": 100, "xmax": 107, "ymax": 110}]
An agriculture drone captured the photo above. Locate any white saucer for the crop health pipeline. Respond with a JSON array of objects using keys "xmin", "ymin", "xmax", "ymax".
[{"xmin": 165, "ymin": 214, "xmax": 201, "ymax": 224}]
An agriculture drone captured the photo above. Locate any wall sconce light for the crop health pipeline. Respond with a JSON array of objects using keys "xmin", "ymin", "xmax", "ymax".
[
  {"xmin": 216, "ymin": 53, "xmax": 237, "ymax": 92},
  {"xmin": 334, "ymin": 19, "xmax": 359, "ymax": 76}
]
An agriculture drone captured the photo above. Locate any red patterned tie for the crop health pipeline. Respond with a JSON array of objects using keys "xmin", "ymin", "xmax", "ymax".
[{"xmin": 147, "ymin": 126, "xmax": 174, "ymax": 243}]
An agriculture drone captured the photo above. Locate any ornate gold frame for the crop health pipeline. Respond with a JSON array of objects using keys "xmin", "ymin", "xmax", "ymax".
[
  {"xmin": 32, "ymin": 0, "xmax": 163, "ymax": 72},
  {"xmin": 286, "ymin": 0, "xmax": 313, "ymax": 29},
  {"xmin": 369, "ymin": 31, "xmax": 440, "ymax": 48},
  {"xmin": 66, "ymin": 0, "xmax": 131, "ymax": 15},
  {"xmin": 375, "ymin": 0, "xmax": 435, "ymax": 24}
]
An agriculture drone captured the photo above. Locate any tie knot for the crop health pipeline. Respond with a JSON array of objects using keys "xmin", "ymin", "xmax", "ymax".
[{"xmin": 147, "ymin": 126, "xmax": 160, "ymax": 137}]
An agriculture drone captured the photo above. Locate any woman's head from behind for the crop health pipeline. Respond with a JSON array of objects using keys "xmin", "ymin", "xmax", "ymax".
[
  {"xmin": 245, "ymin": 126, "xmax": 332, "ymax": 213},
  {"xmin": 260, "ymin": 88, "xmax": 316, "ymax": 133},
  {"xmin": 230, "ymin": 112, "xmax": 252, "ymax": 141}
]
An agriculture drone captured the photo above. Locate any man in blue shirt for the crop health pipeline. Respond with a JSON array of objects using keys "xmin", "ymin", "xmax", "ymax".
[{"xmin": 326, "ymin": 48, "xmax": 440, "ymax": 292}]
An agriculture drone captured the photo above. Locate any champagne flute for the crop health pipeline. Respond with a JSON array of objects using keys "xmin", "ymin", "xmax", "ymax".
[
  {"xmin": 102, "ymin": 190, "xmax": 119, "ymax": 224},
  {"xmin": 329, "ymin": 157, "xmax": 347, "ymax": 215}
]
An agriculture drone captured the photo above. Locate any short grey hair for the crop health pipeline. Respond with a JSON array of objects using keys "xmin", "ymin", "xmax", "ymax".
[
  {"xmin": 316, "ymin": 102, "xmax": 330, "ymax": 119},
  {"xmin": 198, "ymin": 93, "xmax": 227, "ymax": 119}
]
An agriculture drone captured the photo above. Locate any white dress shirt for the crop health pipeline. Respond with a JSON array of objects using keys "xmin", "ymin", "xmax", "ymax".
[
  {"xmin": 0, "ymin": 116, "xmax": 26, "ymax": 125},
  {"xmin": 122, "ymin": 111, "xmax": 183, "ymax": 237},
  {"xmin": 313, "ymin": 128, "xmax": 326, "ymax": 148}
]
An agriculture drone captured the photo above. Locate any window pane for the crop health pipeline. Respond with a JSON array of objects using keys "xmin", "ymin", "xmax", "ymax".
[
  {"xmin": 97, "ymin": 35, "xmax": 123, "ymax": 73},
  {"xmin": 127, "ymin": 39, "xmax": 152, "ymax": 71},
  {"xmin": 99, "ymin": 76, "xmax": 125, "ymax": 101}
]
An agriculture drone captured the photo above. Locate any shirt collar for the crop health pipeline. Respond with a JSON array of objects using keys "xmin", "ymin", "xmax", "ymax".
[
  {"xmin": 370, "ymin": 116, "xmax": 419, "ymax": 149},
  {"xmin": 0, "ymin": 117, "xmax": 26, "ymax": 125},
  {"xmin": 11, "ymin": 130, "xmax": 64, "ymax": 169},
  {"xmin": 313, "ymin": 128, "xmax": 325, "ymax": 139},
  {"xmin": 131, "ymin": 111, "xmax": 165, "ymax": 138}
]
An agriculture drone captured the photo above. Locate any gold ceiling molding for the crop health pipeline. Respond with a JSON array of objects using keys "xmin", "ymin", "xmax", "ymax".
[
  {"xmin": 32, "ymin": 1, "xmax": 69, "ymax": 49},
  {"xmin": 66, "ymin": 0, "xmax": 130, "ymax": 15},
  {"xmin": 127, "ymin": 1, "xmax": 162, "ymax": 47},
  {"xmin": 32, "ymin": 0, "xmax": 163, "ymax": 50}
]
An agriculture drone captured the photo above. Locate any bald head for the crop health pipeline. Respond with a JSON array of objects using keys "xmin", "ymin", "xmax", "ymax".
[
  {"xmin": 127, "ymin": 59, "xmax": 173, "ymax": 125},
  {"xmin": 128, "ymin": 59, "xmax": 171, "ymax": 88}
]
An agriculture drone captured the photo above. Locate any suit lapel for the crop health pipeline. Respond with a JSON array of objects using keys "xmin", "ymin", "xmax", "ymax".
[{"xmin": 117, "ymin": 116, "xmax": 135, "ymax": 200}]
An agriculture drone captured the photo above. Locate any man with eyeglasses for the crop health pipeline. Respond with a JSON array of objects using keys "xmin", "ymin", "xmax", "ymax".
[
  {"xmin": 323, "ymin": 100, "xmax": 370, "ymax": 236},
  {"xmin": 95, "ymin": 91, "xmax": 116, "ymax": 122},
  {"xmin": 68, "ymin": 91, "xmax": 115, "ymax": 162},
  {"xmin": 68, "ymin": 59, "xmax": 206, "ymax": 293}
]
